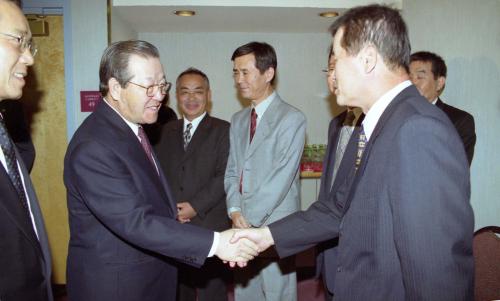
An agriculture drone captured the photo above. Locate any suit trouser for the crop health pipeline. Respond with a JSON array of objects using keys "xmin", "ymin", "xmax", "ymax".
[
  {"xmin": 177, "ymin": 257, "xmax": 230, "ymax": 301},
  {"xmin": 234, "ymin": 254, "xmax": 297, "ymax": 301}
]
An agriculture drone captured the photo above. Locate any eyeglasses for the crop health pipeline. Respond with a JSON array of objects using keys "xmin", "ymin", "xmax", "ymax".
[
  {"xmin": 127, "ymin": 81, "xmax": 171, "ymax": 97},
  {"xmin": 0, "ymin": 32, "xmax": 38, "ymax": 57},
  {"xmin": 322, "ymin": 67, "xmax": 335, "ymax": 76}
]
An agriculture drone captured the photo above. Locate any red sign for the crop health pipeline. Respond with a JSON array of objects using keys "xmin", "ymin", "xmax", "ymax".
[{"xmin": 80, "ymin": 91, "xmax": 102, "ymax": 112}]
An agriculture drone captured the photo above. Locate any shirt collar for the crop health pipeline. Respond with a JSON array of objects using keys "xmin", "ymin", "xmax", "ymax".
[
  {"xmin": 103, "ymin": 98, "xmax": 140, "ymax": 137},
  {"xmin": 184, "ymin": 111, "xmax": 207, "ymax": 133},
  {"xmin": 362, "ymin": 80, "xmax": 412, "ymax": 141},
  {"xmin": 431, "ymin": 97, "xmax": 438, "ymax": 105},
  {"xmin": 252, "ymin": 91, "xmax": 276, "ymax": 125}
]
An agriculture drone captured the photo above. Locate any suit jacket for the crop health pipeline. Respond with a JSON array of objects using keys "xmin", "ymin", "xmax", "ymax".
[
  {"xmin": 0, "ymin": 142, "xmax": 52, "ymax": 300},
  {"xmin": 144, "ymin": 104, "xmax": 178, "ymax": 146},
  {"xmin": 225, "ymin": 93, "xmax": 306, "ymax": 227},
  {"xmin": 436, "ymin": 98, "xmax": 476, "ymax": 165},
  {"xmin": 64, "ymin": 101, "xmax": 214, "ymax": 301},
  {"xmin": 0, "ymin": 99, "xmax": 36, "ymax": 171},
  {"xmin": 315, "ymin": 110, "xmax": 363, "ymax": 294},
  {"xmin": 155, "ymin": 114, "xmax": 231, "ymax": 231},
  {"xmin": 270, "ymin": 85, "xmax": 474, "ymax": 300}
]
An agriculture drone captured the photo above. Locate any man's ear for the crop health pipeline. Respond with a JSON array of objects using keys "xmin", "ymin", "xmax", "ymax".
[
  {"xmin": 264, "ymin": 67, "xmax": 275, "ymax": 84},
  {"xmin": 361, "ymin": 45, "xmax": 377, "ymax": 74},
  {"xmin": 436, "ymin": 76, "xmax": 446, "ymax": 92},
  {"xmin": 108, "ymin": 78, "xmax": 122, "ymax": 101}
]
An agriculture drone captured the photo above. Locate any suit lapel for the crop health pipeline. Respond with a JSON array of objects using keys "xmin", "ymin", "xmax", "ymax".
[
  {"xmin": 183, "ymin": 115, "xmax": 211, "ymax": 161},
  {"xmin": 245, "ymin": 95, "xmax": 280, "ymax": 160},
  {"xmin": 322, "ymin": 113, "xmax": 344, "ymax": 197},
  {"xmin": 17, "ymin": 149, "xmax": 52, "ymax": 272},
  {"xmin": 0, "ymin": 154, "xmax": 43, "ymax": 258},
  {"xmin": 96, "ymin": 102, "xmax": 177, "ymax": 214},
  {"xmin": 340, "ymin": 86, "xmax": 412, "ymax": 215}
]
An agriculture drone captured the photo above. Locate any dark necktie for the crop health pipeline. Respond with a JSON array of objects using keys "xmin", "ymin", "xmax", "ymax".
[
  {"xmin": 355, "ymin": 125, "xmax": 367, "ymax": 170},
  {"xmin": 183, "ymin": 123, "xmax": 192, "ymax": 150},
  {"xmin": 137, "ymin": 126, "xmax": 157, "ymax": 171},
  {"xmin": 250, "ymin": 108, "xmax": 257, "ymax": 143},
  {"xmin": 240, "ymin": 109, "xmax": 258, "ymax": 194},
  {"xmin": 0, "ymin": 115, "xmax": 30, "ymax": 214},
  {"xmin": 331, "ymin": 110, "xmax": 356, "ymax": 187}
]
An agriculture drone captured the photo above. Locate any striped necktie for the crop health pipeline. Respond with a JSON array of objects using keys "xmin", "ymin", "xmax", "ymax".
[{"xmin": 0, "ymin": 115, "xmax": 30, "ymax": 215}]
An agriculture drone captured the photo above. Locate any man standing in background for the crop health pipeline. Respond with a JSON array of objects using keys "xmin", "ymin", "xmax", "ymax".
[
  {"xmin": 0, "ymin": 0, "xmax": 53, "ymax": 300},
  {"xmin": 316, "ymin": 48, "xmax": 363, "ymax": 300},
  {"xmin": 225, "ymin": 41, "xmax": 306, "ymax": 301},
  {"xmin": 409, "ymin": 51, "xmax": 476, "ymax": 165},
  {"xmin": 155, "ymin": 67, "xmax": 231, "ymax": 301}
]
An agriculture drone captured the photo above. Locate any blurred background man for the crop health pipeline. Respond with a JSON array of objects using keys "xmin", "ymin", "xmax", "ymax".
[{"xmin": 409, "ymin": 51, "xmax": 476, "ymax": 165}]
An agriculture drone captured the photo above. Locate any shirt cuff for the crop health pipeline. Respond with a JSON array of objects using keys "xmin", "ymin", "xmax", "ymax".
[
  {"xmin": 227, "ymin": 207, "xmax": 241, "ymax": 218},
  {"xmin": 207, "ymin": 232, "xmax": 220, "ymax": 257}
]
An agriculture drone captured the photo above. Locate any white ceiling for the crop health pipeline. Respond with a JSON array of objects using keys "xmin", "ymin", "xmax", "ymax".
[{"xmin": 111, "ymin": 0, "xmax": 402, "ymax": 33}]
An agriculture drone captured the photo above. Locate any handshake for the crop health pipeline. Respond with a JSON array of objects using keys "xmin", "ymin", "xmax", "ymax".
[{"xmin": 214, "ymin": 227, "xmax": 275, "ymax": 267}]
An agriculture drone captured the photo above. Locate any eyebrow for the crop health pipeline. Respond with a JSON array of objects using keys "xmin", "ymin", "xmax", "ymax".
[{"xmin": 179, "ymin": 86, "xmax": 204, "ymax": 90}]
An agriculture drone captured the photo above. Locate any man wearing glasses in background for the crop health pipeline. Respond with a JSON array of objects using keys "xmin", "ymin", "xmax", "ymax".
[
  {"xmin": 64, "ymin": 40, "xmax": 258, "ymax": 301},
  {"xmin": 316, "ymin": 48, "xmax": 363, "ymax": 301},
  {"xmin": 0, "ymin": 1, "xmax": 53, "ymax": 300}
]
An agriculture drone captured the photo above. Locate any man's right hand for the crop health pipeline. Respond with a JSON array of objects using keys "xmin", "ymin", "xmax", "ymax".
[
  {"xmin": 230, "ymin": 211, "xmax": 251, "ymax": 229},
  {"xmin": 230, "ymin": 227, "xmax": 275, "ymax": 253}
]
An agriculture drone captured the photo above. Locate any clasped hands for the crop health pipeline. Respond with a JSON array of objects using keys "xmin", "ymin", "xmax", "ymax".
[{"xmin": 214, "ymin": 213, "xmax": 275, "ymax": 267}]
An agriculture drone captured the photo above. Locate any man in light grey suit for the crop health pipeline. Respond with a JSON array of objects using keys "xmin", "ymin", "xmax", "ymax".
[{"xmin": 225, "ymin": 42, "xmax": 306, "ymax": 301}]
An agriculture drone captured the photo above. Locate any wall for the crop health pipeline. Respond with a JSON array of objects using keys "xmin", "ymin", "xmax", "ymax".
[
  {"xmin": 65, "ymin": 0, "xmax": 108, "ymax": 137},
  {"xmin": 22, "ymin": 16, "xmax": 68, "ymax": 284},
  {"xmin": 403, "ymin": 0, "xmax": 500, "ymax": 230},
  {"xmin": 140, "ymin": 32, "xmax": 336, "ymax": 208},
  {"xmin": 110, "ymin": 7, "xmax": 138, "ymax": 42}
]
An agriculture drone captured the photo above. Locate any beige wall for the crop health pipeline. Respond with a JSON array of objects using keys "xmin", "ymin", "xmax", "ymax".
[{"xmin": 23, "ymin": 15, "xmax": 68, "ymax": 284}]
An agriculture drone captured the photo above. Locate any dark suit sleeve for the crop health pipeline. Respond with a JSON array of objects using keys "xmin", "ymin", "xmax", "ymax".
[
  {"xmin": 269, "ymin": 195, "xmax": 341, "ymax": 258},
  {"xmin": 189, "ymin": 124, "xmax": 229, "ymax": 219},
  {"xmin": 269, "ymin": 117, "xmax": 346, "ymax": 258},
  {"xmin": 389, "ymin": 115, "xmax": 474, "ymax": 299},
  {"xmin": 455, "ymin": 113, "xmax": 476, "ymax": 165},
  {"xmin": 66, "ymin": 140, "xmax": 213, "ymax": 267}
]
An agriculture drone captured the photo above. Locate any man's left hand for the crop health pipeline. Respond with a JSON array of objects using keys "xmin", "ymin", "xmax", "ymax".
[{"xmin": 177, "ymin": 201, "xmax": 197, "ymax": 223}]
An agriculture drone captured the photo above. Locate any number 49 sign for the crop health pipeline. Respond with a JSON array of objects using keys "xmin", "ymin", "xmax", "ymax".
[{"xmin": 80, "ymin": 91, "xmax": 102, "ymax": 112}]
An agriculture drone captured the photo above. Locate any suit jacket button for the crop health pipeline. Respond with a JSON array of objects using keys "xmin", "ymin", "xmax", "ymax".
[
  {"xmin": 182, "ymin": 166, "xmax": 185, "ymax": 171},
  {"xmin": 180, "ymin": 187, "xmax": 184, "ymax": 191},
  {"xmin": 337, "ymin": 267, "xmax": 342, "ymax": 272}
]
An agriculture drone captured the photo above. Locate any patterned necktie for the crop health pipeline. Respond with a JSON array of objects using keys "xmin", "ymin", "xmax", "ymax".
[
  {"xmin": 355, "ymin": 125, "xmax": 367, "ymax": 170},
  {"xmin": 331, "ymin": 110, "xmax": 356, "ymax": 187},
  {"xmin": 0, "ymin": 115, "xmax": 30, "ymax": 214},
  {"xmin": 137, "ymin": 126, "xmax": 157, "ymax": 171},
  {"xmin": 183, "ymin": 123, "xmax": 193, "ymax": 150},
  {"xmin": 250, "ymin": 108, "xmax": 257, "ymax": 143}
]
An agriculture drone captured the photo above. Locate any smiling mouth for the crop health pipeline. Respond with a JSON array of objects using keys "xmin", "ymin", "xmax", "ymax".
[{"xmin": 13, "ymin": 72, "xmax": 27, "ymax": 82}]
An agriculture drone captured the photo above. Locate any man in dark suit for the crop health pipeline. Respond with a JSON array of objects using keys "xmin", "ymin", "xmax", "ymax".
[
  {"xmin": 64, "ymin": 40, "xmax": 258, "ymax": 301},
  {"xmin": 316, "ymin": 48, "xmax": 363, "ymax": 301},
  {"xmin": 232, "ymin": 4, "xmax": 474, "ymax": 301},
  {"xmin": 155, "ymin": 67, "xmax": 231, "ymax": 301},
  {"xmin": 409, "ymin": 51, "xmax": 476, "ymax": 165},
  {"xmin": 0, "ymin": 1, "xmax": 53, "ymax": 300}
]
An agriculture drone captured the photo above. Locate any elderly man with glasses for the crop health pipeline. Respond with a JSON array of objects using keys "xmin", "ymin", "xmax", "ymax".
[{"xmin": 64, "ymin": 40, "xmax": 259, "ymax": 301}]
